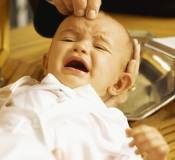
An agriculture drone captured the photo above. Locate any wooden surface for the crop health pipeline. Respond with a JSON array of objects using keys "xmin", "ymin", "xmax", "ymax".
[
  {"xmin": 0, "ymin": 0, "xmax": 10, "ymax": 68},
  {"xmin": 1, "ymin": 14, "xmax": 175, "ymax": 159},
  {"xmin": 2, "ymin": 24, "xmax": 51, "ymax": 84},
  {"xmin": 112, "ymin": 14, "xmax": 175, "ymax": 37}
]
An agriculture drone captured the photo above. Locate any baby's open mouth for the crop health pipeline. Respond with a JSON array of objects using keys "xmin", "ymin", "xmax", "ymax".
[{"xmin": 64, "ymin": 58, "xmax": 89, "ymax": 73}]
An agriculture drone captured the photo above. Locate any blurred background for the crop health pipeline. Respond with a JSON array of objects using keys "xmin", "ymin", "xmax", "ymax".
[{"xmin": 10, "ymin": 0, "xmax": 33, "ymax": 28}]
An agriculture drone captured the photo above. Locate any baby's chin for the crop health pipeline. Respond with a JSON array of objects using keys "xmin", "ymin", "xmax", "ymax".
[
  {"xmin": 57, "ymin": 75, "xmax": 107, "ymax": 99},
  {"xmin": 56, "ymin": 74, "xmax": 90, "ymax": 89}
]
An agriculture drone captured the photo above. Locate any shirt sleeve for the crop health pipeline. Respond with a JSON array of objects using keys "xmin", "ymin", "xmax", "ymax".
[
  {"xmin": 0, "ymin": 107, "xmax": 55, "ymax": 160},
  {"xmin": 53, "ymin": 112, "xmax": 143, "ymax": 160},
  {"xmin": 107, "ymin": 107, "xmax": 143, "ymax": 160},
  {"xmin": 0, "ymin": 87, "xmax": 56, "ymax": 160}
]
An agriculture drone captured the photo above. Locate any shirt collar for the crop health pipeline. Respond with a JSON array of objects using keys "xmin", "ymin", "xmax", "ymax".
[
  {"xmin": 41, "ymin": 73, "xmax": 73, "ymax": 91},
  {"xmin": 40, "ymin": 73, "xmax": 107, "ymax": 110}
]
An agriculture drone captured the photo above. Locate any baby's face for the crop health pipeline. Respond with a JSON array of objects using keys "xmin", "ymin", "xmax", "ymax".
[{"xmin": 46, "ymin": 14, "xmax": 131, "ymax": 98}]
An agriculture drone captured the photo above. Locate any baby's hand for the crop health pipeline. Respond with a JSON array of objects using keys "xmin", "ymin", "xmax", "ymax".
[{"xmin": 126, "ymin": 125, "xmax": 169, "ymax": 160}]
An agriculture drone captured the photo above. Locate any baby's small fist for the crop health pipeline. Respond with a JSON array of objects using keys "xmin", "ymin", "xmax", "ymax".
[{"xmin": 126, "ymin": 125, "xmax": 169, "ymax": 160}]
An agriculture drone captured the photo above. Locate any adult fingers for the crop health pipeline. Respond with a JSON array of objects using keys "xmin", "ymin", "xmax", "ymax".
[
  {"xmin": 133, "ymin": 39, "xmax": 140, "ymax": 59},
  {"xmin": 133, "ymin": 39, "xmax": 141, "ymax": 77},
  {"xmin": 53, "ymin": 0, "xmax": 70, "ymax": 15},
  {"xmin": 126, "ymin": 59, "xmax": 136, "ymax": 87},
  {"xmin": 73, "ymin": 0, "xmax": 87, "ymax": 16},
  {"xmin": 127, "ymin": 59, "xmax": 136, "ymax": 74},
  {"xmin": 133, "ymin": 39, "xmax": 141, "ymax": 79},
  {"xmin": 86, "ymin": 0, "xmax": 101, "ymax": 19},
  {"xmin": 62, "ymin": 0, "xmax": 73, "ymax": 13},
  {"xmin": 126, "ymin": 39, "xmax": 140, "ymax": 87}
]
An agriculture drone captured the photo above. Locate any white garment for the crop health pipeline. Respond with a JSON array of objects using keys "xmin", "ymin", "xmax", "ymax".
[{"xmin": 0, "ymin": 73, "xmax": 142, "ymax": 160}]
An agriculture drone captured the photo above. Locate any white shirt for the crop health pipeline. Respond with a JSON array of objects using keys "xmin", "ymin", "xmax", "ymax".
[{"xmin": 0, "ymin": 74, "xmax": 142, "ymax": 160}]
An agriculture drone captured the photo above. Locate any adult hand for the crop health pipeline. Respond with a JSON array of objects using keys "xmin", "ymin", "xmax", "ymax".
[
  {"xmin": 105, "ymin": 39, "xmax": 141, "ymax": 106},
  {"xmin": 127, "ymin": 39, "xmax": 140, "ymax": 89},
  {"xmin": 126, "ymin": 125, "xmax": 169, "ymax": 160},
  {"xmin": 52, "ymin": 0, "xmax": 101, "ymax": 19}
]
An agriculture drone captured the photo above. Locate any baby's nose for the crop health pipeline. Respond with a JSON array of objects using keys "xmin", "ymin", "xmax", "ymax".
[
  {"xmin": 73, "ymin": 47, "xmax": 86, "ymax": 54},
  {"xmin": 73, "ymin": 41, "xmax": 90, "ymax": 54}
]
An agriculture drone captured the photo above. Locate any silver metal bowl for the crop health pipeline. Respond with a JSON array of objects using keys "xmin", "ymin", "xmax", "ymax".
[{"xmin": 118, "ymin": 39, "xmax": 175, "ymax": 121}]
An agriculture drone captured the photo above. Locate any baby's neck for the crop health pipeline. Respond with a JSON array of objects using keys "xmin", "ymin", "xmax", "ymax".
[{"xmin": 101, "ymin": 93, "xmax": 113, "ymax": 107}]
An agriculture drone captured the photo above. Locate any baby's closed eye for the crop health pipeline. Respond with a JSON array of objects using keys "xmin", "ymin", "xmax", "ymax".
[
  {"xmin": 60, "ymin": 32, "xmax": 78, "ymax": 42},
  {"xmin": 61, "ymin": 35, "xmax": 77, "ymax": 42},
  {"xmin": 94, "ymin": 43, "xmax": 111, "ymax": 54}
]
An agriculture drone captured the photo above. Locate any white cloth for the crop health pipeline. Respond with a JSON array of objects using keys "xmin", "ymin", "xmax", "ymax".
[{"xmin": 0, "ymin": 73, "xmax": 142, "ymax": 160}]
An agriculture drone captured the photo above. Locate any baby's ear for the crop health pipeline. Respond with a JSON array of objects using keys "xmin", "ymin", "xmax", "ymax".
[
  {"xmin": 42, "ymin": 53, "xmax": 49, "ymax": 70},
  {"xmin": 107, "ymin": 72, "xmax": 133, "ymax": 96}
]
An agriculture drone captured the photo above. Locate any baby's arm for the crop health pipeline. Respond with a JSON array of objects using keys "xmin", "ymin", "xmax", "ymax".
[{"xmin": 126, "ymin": 125, "xmax": 169, "ymax": 160}]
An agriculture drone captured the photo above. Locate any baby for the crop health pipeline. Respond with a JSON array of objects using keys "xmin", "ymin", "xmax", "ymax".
[{"xmin": 0, "ymin": 12, "xmax": 168, "ymax": 160}]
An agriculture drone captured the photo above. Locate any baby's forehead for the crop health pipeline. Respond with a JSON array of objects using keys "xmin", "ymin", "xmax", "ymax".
[
  {"xmin": 58, "ymin": 14, "xmax": 124, "ymax": 34},
  {"xmin": 57, "ymin": 15, "xmax": 129, "ymax": 43}
]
